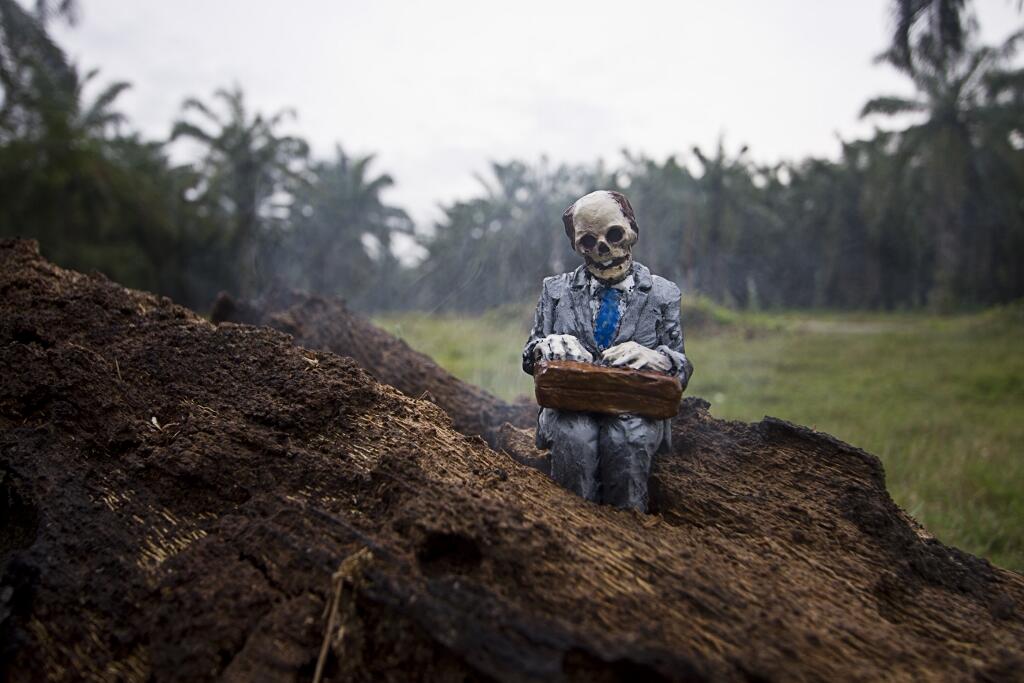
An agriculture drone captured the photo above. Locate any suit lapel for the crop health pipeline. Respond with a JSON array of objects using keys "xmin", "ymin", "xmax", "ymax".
[
  {"xmin": 613, "ymin": 263, "xmax": 652, "ymax": 346},
  {"xmin": 568, "ymin": 266, "xmax": 597, "ymax": 351}
]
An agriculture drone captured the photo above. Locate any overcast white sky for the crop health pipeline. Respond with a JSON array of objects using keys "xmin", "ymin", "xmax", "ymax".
[{"xmin": 54, "ymin": 1, "xmax": 1023, "ymax": 228}]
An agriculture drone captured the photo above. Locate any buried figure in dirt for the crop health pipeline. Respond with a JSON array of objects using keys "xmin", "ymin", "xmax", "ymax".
[{"xmin": 523, "ymin": 191, "xmax": 693, "ymax": 512}]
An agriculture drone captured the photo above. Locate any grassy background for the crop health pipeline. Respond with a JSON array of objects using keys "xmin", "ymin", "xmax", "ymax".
[{"xmin": 376, "ymin": 301, "xmax": 1024, "ymax": 572}]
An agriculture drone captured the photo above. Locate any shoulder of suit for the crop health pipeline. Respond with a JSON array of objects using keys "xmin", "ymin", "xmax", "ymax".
[
  {"xmin": 541, "ymin": 272, "xmax": 573, "ymax": 298},
  {"xmin": 649, "ymin": 273, "xmax": 682, "ymax": 302}
]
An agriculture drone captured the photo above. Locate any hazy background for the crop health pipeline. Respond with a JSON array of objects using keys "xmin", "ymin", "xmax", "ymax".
[
  {"xmin": 2, "ymin": 1, "xmax": 1023, "ymax": 569},
  {"xmin": 52, "ymin": 0, "xmax": 1022, "ymax": 228},
  {"xmin": 5, "ymin": 0, "xmax": 1023, "ymax": 312}
]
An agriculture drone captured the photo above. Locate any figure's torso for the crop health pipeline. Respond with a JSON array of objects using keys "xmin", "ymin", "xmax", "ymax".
[{"xmin": 542, "ymin": 262, "xmax": 673, "ymax": 356}]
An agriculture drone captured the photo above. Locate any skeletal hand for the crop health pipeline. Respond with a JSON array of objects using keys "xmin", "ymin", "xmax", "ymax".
[
  {"xmin": 534, "ymin": 334, "xmax": 593, "ymax": 363},
  {"xmin": 602, "ymin": 341, "xmax": 671, "ymax": 372}
]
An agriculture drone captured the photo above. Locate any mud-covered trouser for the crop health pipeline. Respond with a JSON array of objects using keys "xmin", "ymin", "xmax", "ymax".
[{"xmin": 537, "ymin": 408, "xmax": 664, "ymax": 512}]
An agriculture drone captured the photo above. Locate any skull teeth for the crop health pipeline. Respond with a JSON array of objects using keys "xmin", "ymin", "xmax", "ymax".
[{"xmin": 599, "ymin": 259, "xmax": 613, "ymax": 266}]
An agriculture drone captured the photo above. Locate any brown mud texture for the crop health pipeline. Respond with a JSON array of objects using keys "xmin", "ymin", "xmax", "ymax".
[
  {"xmin": 1, "ymin": 239, "xmax": 1023, "ymax": 682},
  {"xmin": 210, "ymin": 289, "xmax": 536, "ymax": 449}
]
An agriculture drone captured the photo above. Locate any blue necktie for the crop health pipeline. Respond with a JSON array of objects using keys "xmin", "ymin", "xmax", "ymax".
[{"xmin": 594, "ymin": 287, "xmax": 621, "ymax": 350}]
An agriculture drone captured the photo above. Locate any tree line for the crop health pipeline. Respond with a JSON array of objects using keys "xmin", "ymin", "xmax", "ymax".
[{"xmin": 1, "ymin": 0, "xmax": 1022, "ymax": 313}]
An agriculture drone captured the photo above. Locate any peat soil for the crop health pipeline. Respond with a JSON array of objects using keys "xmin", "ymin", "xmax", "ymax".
[
  {"xmin": 210, "ymin": 290, "xmax": 535, "ymax": 448},
  {"xmin": 1, "ymin": 239, "xmax": 1023, "ymax": 682}
]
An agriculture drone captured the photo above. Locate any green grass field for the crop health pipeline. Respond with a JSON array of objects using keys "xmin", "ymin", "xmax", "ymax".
[{"xmin": 376, "ymin": 302, "xmax": 1024, "ymax": 572}]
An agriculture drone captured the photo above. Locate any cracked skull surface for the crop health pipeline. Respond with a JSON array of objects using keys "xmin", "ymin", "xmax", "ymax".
[{"xmin": 563, "ymin": 190, "xmax": 638, "ymax": 282}]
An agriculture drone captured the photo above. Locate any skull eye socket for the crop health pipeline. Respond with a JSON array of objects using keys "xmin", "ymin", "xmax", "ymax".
[
  {"xmin": 606, "ymin": 227, "xmax": 625, "ymax": 243},
  {"xmin": 578, "ymin": 234, "xmax": 598, "ymax": 249}
]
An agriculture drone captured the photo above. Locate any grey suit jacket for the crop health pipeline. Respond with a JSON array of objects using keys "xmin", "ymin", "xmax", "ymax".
[
  {"xmin": 522, "ymin": 262, "xmax": 693, "ymax": 384},
  {"xmin": 522, "ymin": 262, "xmax": 694, "ymax": 452}
]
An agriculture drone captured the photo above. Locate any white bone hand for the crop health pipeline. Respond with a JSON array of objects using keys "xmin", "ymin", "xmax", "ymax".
[
  {"xmin": 602, "ymin": 341, "xmax": 671, "ymax": 372},
  {"xmin": 534, "ymin": 334, "xmax": 593, "ymax": 363}
]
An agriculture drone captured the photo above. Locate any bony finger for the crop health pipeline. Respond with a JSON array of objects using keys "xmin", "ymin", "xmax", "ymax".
[
  {"xmin": 560, "ymin": 338, "xmax": 575, "ymax": 359},
  {"xmin": 621, "ymin": 349, "xmax": 641, "ymax": 362},
  {"xmin": 551, "ymin": 337, "xmax": 567, "ymax": 359},
  {"xmin": 650, "ymin": 354, "xmax": 670, "ymax": 371}
]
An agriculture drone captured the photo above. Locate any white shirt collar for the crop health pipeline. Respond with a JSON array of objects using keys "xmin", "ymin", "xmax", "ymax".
[{"xmin": 588, "ymin": 273, "xmax": 634, "ymax": 296}]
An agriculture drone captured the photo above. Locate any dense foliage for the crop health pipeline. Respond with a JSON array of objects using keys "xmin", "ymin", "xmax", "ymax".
[{"xmin": 1, "ymin": 1, "xmax": 1022, "ymax": 311}]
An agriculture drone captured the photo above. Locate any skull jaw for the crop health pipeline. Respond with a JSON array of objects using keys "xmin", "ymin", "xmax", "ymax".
[{"xmin": 583, "ymin": 253, "xmax": 633, "ymax": 283}]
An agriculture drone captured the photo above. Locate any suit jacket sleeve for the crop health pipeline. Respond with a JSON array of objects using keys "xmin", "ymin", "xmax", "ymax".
[
  {"xmin": 656, "ymin": 283, "xmax": 694, "ymax": 389},
  {"xmin": 522, "ymin": 278, "xmax": 554, "ymax": 376}
]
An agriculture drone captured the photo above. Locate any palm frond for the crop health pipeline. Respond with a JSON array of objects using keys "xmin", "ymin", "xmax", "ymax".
[
  {"xmin": 170, "ymin": 120, "xmax": 215, "ymax": 144},
  {"xmin": 860, "ymin": 95, "xmax": 928, "ymax": 117},
  {"xmin": 995, "ymin": 28, "xmax": 1024, "ymax": 61},
  {"xmin": 265, "ymin": 108, "xmax": 297, "ymax": 128},
  {"xmin": 214, "ymin": 85, "xmax": 246, "ymax": 124},
  {"xmin": 888, "ymin": 0, "xmax": 968, "ymax": 73},
  {"xmin": 179, "ymin": 97, "xmax": 223, "ymax": 127},
  {"xmin": 33, "ymin": 0, "xmax": 78, "ymax": 26},
  {"xmin": 82, "ymin": 80, "xmax": 130, "ymax": 128},
  {"xmin": 0, "ymin": 0, "xmax": 74, "ymax": 85},
  {"xmin": 984, "ymin": 66, "xmax": 1024, "ymax": 97}
]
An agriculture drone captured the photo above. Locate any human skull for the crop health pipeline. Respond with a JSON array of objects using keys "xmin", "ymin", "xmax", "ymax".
[{"xmin": 562, "ymin": 190, "xmax": 639, "ymax": 282}]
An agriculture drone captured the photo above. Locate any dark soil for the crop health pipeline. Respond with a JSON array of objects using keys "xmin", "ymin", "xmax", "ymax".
[
  {"xmin": 210, "ymin": 290, "xmax": 536, "ymax": 448},
  {"xmin": 2, "ymin": 239, "xmax": 1022, "ymax": 682}
]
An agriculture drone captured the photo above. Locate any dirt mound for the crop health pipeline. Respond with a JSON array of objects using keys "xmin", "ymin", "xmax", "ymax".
[
  {"xmin": 210, "ymin": 290, "xmax": 535, "ymax": 449},
  {"xmin": 2, "ymin": 239, "xmax": 1022, "ymax": 681}
]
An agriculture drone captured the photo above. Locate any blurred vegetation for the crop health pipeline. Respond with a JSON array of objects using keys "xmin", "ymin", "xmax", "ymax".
[
  {"xmin": 1, "ymin": 0, "xmax": 1021, "ymax": 569},
  {"xmin": 2, "ymin": 1, "xmax": 1023, "ymax": 313},
  {"xmin": 376, "ymin": 303, "xmax": 1024, "ymax": 572},
  {"xmin": 0, "ymin": 0, "xmax": 409, "ymax": 309}
]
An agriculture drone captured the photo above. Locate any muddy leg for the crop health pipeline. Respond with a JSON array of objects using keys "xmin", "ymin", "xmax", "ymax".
[
  {"xmin": 538, "ymin": 408, "xmax": 600, "ymax": 502},
  {"xmin": 598, "ymin": 414, "xmax": 664, "ymax": 512}
]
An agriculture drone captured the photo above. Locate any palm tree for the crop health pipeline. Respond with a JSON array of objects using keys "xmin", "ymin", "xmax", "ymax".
[
  {"xmin": 613, "ymin": 152, "xmax": 694, "ymax": 290},
  {"xmin": 171, "ymin": 85, "xmax": 309, "ymax": 295},
  {"xmin": 289, "ymin": 145, "xmax": 413, "ymax": 304},
  {"xmin": 0, "ymin": 0, "xmax": 77, "ymax": 139},
  {"xmin": 861, "ymin": 27, "xmax": 1023, "ymax": 307},
  {"xmin": 885, "ymin": 0, "xmax": 970, "ymax": 74},
  {"xmin": 417, "ymin": 158, "xmax": 599, "ymax": 312},
  {"xmin": 72, "ymin": 69, "xmax": 130, "ymax": 138},
  {"xmin": 690, "ymin": 138, "xmax": 756, "ymax": 305}
]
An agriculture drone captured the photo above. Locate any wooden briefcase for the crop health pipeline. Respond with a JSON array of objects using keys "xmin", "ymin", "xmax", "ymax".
[{"xmin": 533, "ymin": 360, "xmax": 683, "ymax": 420}]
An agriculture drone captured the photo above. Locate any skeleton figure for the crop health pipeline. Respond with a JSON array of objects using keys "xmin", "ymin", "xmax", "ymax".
[{"xmin": 523, "ymin": 190, "xmax": 693, "ymax": 511}]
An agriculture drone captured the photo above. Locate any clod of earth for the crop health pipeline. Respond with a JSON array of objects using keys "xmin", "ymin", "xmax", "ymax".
[{"xmin": 1, "ymin": 238, "xmax": 1022, "ymax": 682}]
